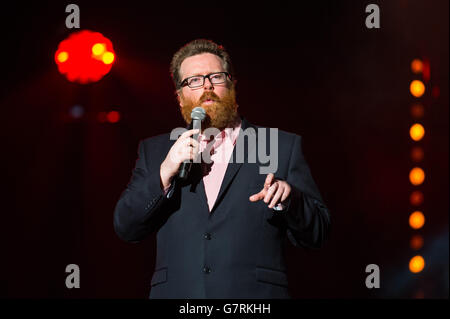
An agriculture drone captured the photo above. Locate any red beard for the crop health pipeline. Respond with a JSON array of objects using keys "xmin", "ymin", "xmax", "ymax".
[{"xmin": 180, "ymin": 87, "xmax": 239, "ymax": 131}]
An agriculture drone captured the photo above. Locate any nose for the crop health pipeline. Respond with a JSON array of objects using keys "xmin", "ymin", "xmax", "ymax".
[{"xmin": 203, "ymin": 76, "xmax": 214, "ymax": 90}]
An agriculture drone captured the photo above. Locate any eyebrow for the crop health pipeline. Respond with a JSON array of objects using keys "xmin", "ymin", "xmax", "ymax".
[{"xmin": 187, "ymin": 71, "xmax": 223, "ymax": 77}]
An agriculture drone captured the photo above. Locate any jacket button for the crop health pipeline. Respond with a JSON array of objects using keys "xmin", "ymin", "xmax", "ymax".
[
  {"xmin": 204, "ymin": 233, "xmax": 211, "ymax": 240},
  {"xmin": 203, "ymin": 266, "xmax": 211, "ymax": 274}
]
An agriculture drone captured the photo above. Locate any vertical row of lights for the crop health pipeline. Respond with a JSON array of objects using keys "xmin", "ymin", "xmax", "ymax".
[{"xmin": 408, "ymin": 59, "xmax": 428, "ymax": 275}]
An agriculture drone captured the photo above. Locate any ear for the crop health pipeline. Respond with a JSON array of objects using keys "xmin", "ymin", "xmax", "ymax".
[{"xmin": 176, "ymin": 91, "xmax": 183, "ymax": 108}]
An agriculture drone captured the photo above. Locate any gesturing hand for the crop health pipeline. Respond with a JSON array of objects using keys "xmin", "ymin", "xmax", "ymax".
[{"xmin": 249, "ymin": 173, "xmax": 291, "ymax": 209}]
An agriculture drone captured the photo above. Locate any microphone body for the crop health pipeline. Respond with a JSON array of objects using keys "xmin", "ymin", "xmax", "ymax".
[
  {"xmin": 177, "ymin": 121, "xmax": 193, "ymax": 180},
  {"xmin": 177, "ymin": 107, "xmax": 206, "ymax": 180}
]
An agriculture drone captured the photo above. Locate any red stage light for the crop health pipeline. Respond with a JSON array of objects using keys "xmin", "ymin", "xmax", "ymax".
[
  {"xmin": 106, "ymin": 111, "xmax": 120, "ymax": 123},
  {"xmin": 55, "ymin": 30, "xmax": 116, "ymax": 84}
]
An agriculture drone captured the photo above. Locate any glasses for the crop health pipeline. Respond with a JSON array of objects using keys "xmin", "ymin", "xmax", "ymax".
[{"xmin": 180, "ymin": 72, "xmax": 231, "ymax": 88}]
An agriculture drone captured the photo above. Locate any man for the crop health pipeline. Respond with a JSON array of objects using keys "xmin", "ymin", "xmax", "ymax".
[{"xmin": 113, "ymin": 39, "xmax": 331, "ymax": 299}]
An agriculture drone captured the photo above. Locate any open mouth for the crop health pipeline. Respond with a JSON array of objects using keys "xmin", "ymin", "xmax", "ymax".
[{"xmin": 202, "ymin": 98, "xmax": 215, "ymax": 104}]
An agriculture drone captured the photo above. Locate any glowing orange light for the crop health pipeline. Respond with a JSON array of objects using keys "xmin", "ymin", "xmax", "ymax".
[
  {"xmin": 411, "ymin": 59, "xmax": 423, "ymax": 74},
  {"xmin": 409, "ymin": 167, "xmax": 425, "ymax": 186},
  {"xmin": 55, "ymin": 30, "xmax": 115, "ymax": 84},
  {"xmin": 409, "ymin": 211, "xmax": 425, "ymax": 229},
  {"xmin": 411, "ymin": 147, "xmax": 424, "ymax": 162},
  {"xmin": 410, "ymin": 235, "xmax": 424, "ymax": 250},
  {"xmin": 106, "ymin": 111, "xmax": 120, "ymax": 123},
  {"xmin": 410, "ymin": 103, "xmax": 424, "ymax": 119},
  {"xmin": 409, "ymin": 255, "xmax": 425, "ymax": 273},
  {"xmin": 92, "ymin": 43, "xmax": 106, "ymax": 56},
  {"xmin": 410, "ymin": 80, "xmax": 425, "ymax": 98},
  {"xmin": 102, "ymin": 52, "xmax": 115, "ymax": 64},
  {"xmin": 57, "ymin": 51, "xmax": 69, "ymax": 63},
  {"xmin": 410, "ymin": 191, "xmax": 424, "ymax": 206},
  {"xmin": 410, "ymin": 123, "xmax": 425, "ymax": 141}
]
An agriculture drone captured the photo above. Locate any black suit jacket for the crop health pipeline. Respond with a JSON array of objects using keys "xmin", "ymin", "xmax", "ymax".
[{"xmin": 113, "ymin": 117, "xmax": 331, "ymax": 298}]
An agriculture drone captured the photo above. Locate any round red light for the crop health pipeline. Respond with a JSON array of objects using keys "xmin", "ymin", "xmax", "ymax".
[
  {"xmin": 106, "ymin": 111, "xmax": 120, "ymax": 123},
  {"xmin": 55, "ymin": 30, "xmax": 116, "ymax": 84}
]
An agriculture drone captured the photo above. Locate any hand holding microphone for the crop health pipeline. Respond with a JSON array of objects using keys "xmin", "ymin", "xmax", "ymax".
[
  {"xmin": 160, "ymin": 128, "xmax": 200, "ymax": 189},
  {"xmin": 160, "ymin": 107, "xmax": 206, "ymax": 189}
]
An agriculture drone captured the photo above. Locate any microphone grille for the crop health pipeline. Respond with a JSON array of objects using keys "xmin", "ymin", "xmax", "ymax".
[{"xmin": 191, "ymin": 107, "xmax": 206, "ymax": 121}]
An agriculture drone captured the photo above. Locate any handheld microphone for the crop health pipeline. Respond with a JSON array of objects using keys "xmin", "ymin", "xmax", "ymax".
[{"xmin": 178, "ymin": 107, "xmax": 206, "ymax": 180}]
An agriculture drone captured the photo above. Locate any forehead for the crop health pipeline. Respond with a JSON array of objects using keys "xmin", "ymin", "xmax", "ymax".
[{"xmin": 180, "ymin": 53, "xmax": 224, "ymax": 78}]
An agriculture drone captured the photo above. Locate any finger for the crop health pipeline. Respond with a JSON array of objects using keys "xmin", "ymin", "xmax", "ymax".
[
  {"xmin": 182, "ymin": 138, "xmax": 199, "ymax": 161},
  {"xmin": 188, "ymin": 144, "xmax": 199, "ymax": 160},
  {"xmin": 189, "ymin": 143, "xmax": 195, "ymax": 158},
  {"xmin": 180, "ymin": 128, "xmax": 200, "ymax": 139},
  {"xmin": 179, "ymin": 148, "xmax": 191, "ymax": 162},
  {"xmin": 264, "ymin": 173, "xmax": 274, "ymax": 189},
  {"xmin": 281, "ymin": 184, "xmax": 291, "ymax": 202},
  {"xmin": 180, "ymin": 143, "xmax": 197, "ymax": 161},
  {"xmin": 264, "ymin": 182, "xmax": 278, "ymax": 203},
  {"xmin": 249, "ymin": 190, "xmax": 266, "ymax": 202},
  {"xmin": 191, "ymin": 143, "xmax": 201, "ymax": 161},
  {"xmin": 185, "ymin": 137, "xmax": 199, "ymax": 149},
  {"xmin": 269, "ymin": 185, "xmax": 284, "ymax": 208}
]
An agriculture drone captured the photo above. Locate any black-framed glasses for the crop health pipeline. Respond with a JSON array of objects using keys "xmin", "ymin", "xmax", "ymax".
[{"xmin": 180, "ymin": 72, "xmax": 231, "ymax": 88}]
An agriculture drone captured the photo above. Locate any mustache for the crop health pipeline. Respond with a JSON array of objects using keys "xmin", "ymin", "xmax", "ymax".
[{"xmin": 199, "ymin": 91, "xmax": 220, "ymax": 103}]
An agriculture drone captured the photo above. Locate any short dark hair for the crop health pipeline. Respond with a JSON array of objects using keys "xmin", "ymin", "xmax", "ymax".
[{"xmin": 170, "ymin": 39, "xmax": 234, "ymax": 90}]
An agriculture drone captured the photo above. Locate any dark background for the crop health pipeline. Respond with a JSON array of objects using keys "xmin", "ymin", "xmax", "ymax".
[{"xmin": 1, "ymin": 1, "xmax": 448, "ymax": 298}]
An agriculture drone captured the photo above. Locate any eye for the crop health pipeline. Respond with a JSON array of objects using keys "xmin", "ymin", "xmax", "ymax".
[
  {"xmin": 188, "ymin": 77, "xmax": 202, "ymax": 85},
  {"xmin": 211, "ymin": 73, "xmax": 223, "ymax": 80},
  {"xmin": 210, "ymin": 73, "xmax": 225, "ymax": 82}
]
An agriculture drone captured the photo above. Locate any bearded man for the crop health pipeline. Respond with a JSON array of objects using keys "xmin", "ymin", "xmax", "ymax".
[{"xmin": 113, "ymin": 39, "xmax": 331, "ymax": 299}]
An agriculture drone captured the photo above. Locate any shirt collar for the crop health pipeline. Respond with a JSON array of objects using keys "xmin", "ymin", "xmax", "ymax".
[{"xmin": 199, "ymin": 118, "xmax": 242, "ymax": 143}]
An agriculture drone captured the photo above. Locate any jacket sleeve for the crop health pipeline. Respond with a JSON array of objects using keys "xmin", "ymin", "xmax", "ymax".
[
  {"xmin": 113, "ymin": 140, "xmax": 168, "ymax": 243},
  {"xmin": 281, "ymin": 135, "xmax": 331, "ymax": 249}
]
